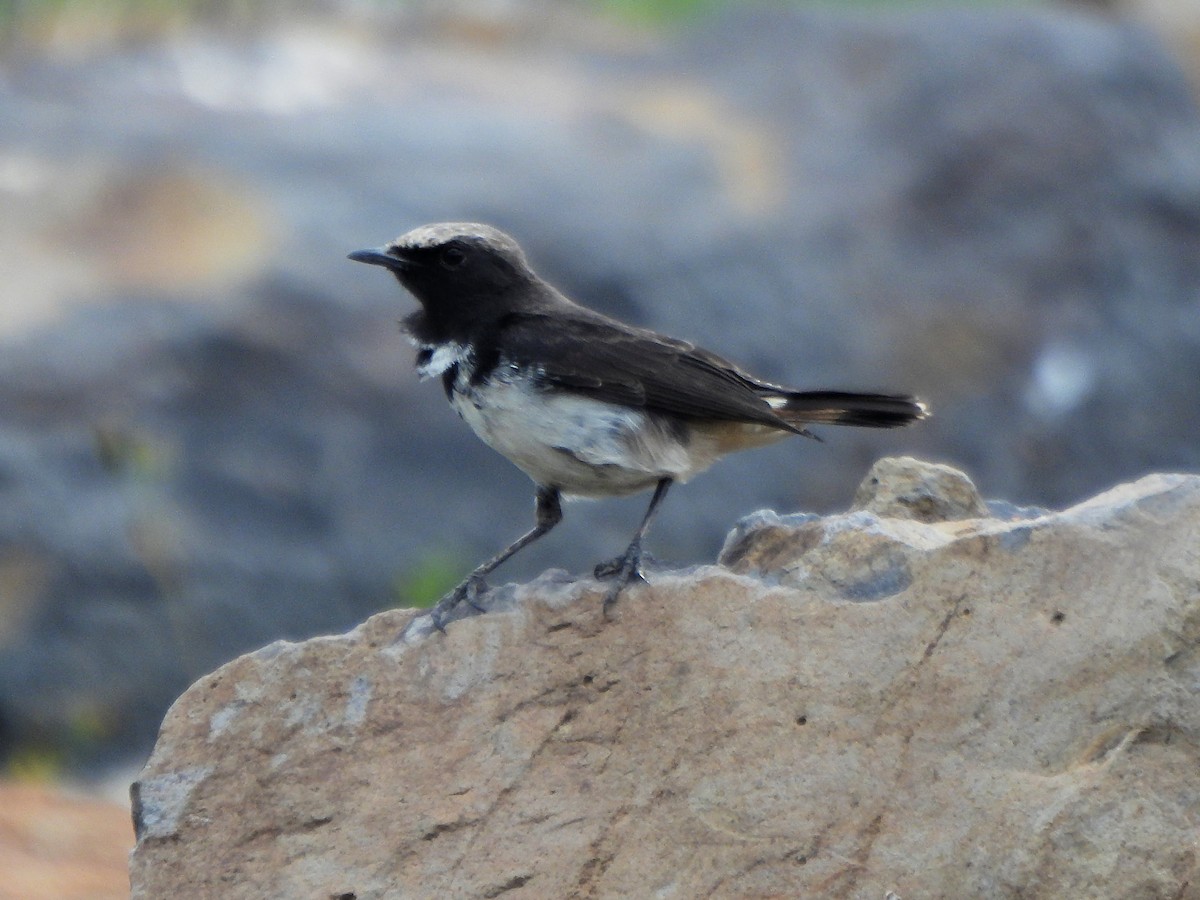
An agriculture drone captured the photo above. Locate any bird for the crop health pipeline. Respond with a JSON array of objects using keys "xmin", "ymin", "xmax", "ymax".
[{"xmin": 349, "ymin": 223, "xmax": 927, "ymax": 628}]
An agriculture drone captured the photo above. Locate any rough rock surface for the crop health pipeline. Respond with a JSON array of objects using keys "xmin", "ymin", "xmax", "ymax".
[{"xmin": 129, "ymin": 459, "xmax": 1200, "ymax": 899}]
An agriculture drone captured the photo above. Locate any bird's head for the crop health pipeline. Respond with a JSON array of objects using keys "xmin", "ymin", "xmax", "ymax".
[{"xmin": 349, "ymin": 223, "xmax": 537, "ymax": 328}]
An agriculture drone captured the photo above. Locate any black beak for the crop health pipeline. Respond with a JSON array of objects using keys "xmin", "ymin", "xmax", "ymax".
[{"xmin": 347, "ymin": 247, "xmax": 409, "ymax": 272}]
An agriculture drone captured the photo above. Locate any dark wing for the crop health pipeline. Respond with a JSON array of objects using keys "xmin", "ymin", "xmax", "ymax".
[{"xmin": 492, "ymin": 311, "xmax": 805, "ymax": 433}]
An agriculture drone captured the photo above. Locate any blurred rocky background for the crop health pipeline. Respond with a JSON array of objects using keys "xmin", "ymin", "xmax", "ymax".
[{"xmin": 2, "ymin": 0, "xmax": 1200, "ymax": 810}]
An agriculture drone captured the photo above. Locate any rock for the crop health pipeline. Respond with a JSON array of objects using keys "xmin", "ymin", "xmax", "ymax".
[
  {"xmin": 852, "ymin": 455, "xmax": 989, "ymax": 522},
  {"xmin": 0, "ymin": 781, "xmax": 133, "ymax": 900},
  {"xmin": 129, "ymin": 460, "xmax": 1200, "ymax": 898}
]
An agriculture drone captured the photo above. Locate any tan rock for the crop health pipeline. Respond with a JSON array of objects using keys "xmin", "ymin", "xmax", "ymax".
[
  {"xmin": 0, "ymin": 781, "xmax": 134, "ymax": 900},
  {"xmin": 851, "ymin": 455, "xmax": 989, "ymax": 522},
  {"xmin": 129, "ymin": 459, "xmax": 1200, "ymax": 899}
]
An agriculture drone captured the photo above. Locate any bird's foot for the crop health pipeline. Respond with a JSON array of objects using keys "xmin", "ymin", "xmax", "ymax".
[
  {"xmin": 593, "ymin": 550, "xmax": 655, "ymax": 582},
  {"xmin": 597, "ymin": 542, "xmax": 647, "ymax": 618},
  {"xmin": 428, "ymin": 574, "xmax": 488, "ymax": 632}
]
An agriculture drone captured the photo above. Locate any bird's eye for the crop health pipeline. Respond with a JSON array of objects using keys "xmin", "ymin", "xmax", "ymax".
[{"xmin": 441, "ymin": 247, "xmax": 466, "ymax": 269}]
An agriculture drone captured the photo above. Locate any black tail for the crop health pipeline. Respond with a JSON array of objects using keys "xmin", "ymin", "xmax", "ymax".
[{"xmin": 775, "ymin": 390, "xmax": 928, "ymax": 429}]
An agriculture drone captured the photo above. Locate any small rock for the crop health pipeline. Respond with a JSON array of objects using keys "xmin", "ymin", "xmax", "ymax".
[{"xmin": 852, "ymin": 456, "xmax": 989, "ymax": 522}]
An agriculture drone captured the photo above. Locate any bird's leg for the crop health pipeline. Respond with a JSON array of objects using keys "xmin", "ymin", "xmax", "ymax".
[
  {"xmin": 429, "ymin": 486, "xmax": 562, "ymax": 630},
  {"xmin": 598, "ymin": 478, "xmax": 672, "ymax": 617}
]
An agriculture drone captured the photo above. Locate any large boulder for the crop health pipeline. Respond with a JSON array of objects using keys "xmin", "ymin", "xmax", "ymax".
[{"xmin": 129, "ymin": 459, "xmax": 1200, "ymax": 898}]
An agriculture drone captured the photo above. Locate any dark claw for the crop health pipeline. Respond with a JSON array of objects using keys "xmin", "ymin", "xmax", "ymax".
[
  {"xmin": 429, "ymin": 609, "xmax": 448, "ymax": 633},
  {"xmin": 598, "ymin": 542, "xmax": 649, "ymax": 616},
  {"xmin": 602, "ymin": 573, "xmax": 636, "ymax": 617},
  {"xmin": 427, "ymin": 575, "xmax": 489, "ymax": 631},
  {"xmin": 463, "ymin": 575, "xmax": 488, "ymax": 612},
  {"xmin": 595, "ymin": 551, "xmax": 655, "ymax": 581},
  {"xmin": 593, "ymin": 557, "xmax": 621, "ymax": 580}
]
